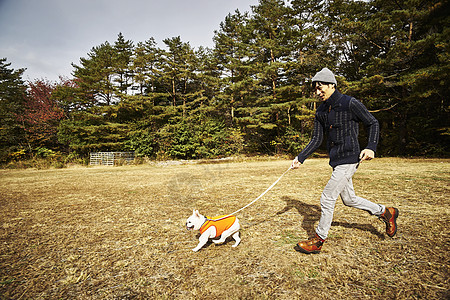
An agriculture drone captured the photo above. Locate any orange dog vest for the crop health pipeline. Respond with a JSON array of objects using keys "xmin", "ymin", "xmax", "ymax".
[{"xmin": 199, "ymin": 215, "xmax": 236, "ymax": 238}]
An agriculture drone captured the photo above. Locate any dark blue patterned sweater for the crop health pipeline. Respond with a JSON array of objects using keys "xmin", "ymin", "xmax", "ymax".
[{"xmin": 297, "ymin": 90, "xmax": 379, "ymax": 168}]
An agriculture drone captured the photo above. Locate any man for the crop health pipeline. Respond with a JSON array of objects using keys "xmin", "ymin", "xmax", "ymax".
[{"xmin": 291, "ymin": 67, "xmax": 398, "ymax": 254}]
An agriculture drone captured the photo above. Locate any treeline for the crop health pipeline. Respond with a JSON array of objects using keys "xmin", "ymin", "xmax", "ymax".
[{"xmin": 1, "ymin": 0, "xmax": 448, "ymax": 164}]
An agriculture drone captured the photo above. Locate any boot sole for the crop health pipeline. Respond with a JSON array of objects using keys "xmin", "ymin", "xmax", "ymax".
[
  {"xmin": 294, "ymin": 244, "xmax": 321, "ymax": 254},
  {"xmin": 387, "ymin": 208, "xmax": 399, "ymax": 237}
]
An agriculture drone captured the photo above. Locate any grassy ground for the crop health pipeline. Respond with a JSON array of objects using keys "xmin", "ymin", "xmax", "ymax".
[{"xmin": 0, "ymin": 158, "xmax": 449, "ymax": 299}]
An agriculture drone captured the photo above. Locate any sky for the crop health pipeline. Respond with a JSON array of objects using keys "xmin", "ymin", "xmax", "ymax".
[{"xmin": 0, "ymin": 0, "xmax": 259, "ymax": 82}]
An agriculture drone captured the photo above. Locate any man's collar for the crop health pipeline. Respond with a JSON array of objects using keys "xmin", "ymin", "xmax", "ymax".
[{"xmin": 326, "ymin": 89, "xmax": 342, "ymax": 107}]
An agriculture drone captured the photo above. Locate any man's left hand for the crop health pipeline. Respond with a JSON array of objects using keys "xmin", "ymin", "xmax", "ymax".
[{"xmin": 359, "ymin": 149, "xmax": 375, "ymax": 162}]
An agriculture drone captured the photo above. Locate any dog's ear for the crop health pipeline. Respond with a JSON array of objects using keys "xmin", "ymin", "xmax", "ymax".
[{"xmin": 194, "ymin": 210, "xmax": 199, "ymax": 217}]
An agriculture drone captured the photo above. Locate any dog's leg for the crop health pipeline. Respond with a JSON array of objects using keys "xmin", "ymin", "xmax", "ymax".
[
  {"xmin": 232, "ymin": 231, "xmax": 240, "ymax": 247},
  {"xmin": 212, "ymin": 235, "xmax": 227, "ymax": 244},
  {"xmin": 192, "ymin": 234, "xmax": 209, "ymax": 252},
  {"xmin": 213, "ymin": 226, "xmax": 239, "ymax": 245}
]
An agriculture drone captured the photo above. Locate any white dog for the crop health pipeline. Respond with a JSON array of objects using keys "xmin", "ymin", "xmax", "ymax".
[{"xmin": 186, "ymin": 210, "xmax": 241, "ymax": 252}]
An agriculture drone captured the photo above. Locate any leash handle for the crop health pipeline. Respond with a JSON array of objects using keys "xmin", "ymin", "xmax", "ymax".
[{"xmin": 209, "ymin": 166, "xmax": 292, "ymax": 221}]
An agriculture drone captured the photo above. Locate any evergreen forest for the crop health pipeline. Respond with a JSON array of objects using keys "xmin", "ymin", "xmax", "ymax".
[{"xmin": 1, "ymin": 0, "xmax": 449, "ymax": 165}]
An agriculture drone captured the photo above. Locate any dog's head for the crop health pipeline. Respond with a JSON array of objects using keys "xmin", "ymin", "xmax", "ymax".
[{"xmin": 186, "ymin": 209, "xmax": 204, "ymax": 231}]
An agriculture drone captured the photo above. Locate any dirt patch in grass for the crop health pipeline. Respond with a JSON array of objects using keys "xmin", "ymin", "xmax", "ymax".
[{"xmin": 1, "ymin": 158, "xmax": 449, "ymax": 299}]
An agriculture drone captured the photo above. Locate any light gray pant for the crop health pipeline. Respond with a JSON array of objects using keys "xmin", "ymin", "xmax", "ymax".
[{"xmin": 316, "ymin": 163, "xmax": 385, "ymax": 240}]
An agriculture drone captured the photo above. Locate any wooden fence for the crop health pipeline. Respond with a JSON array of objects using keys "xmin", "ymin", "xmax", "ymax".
[{"xmin": 89, "ymin": 152, "xmax": 135, "ymax": 166}]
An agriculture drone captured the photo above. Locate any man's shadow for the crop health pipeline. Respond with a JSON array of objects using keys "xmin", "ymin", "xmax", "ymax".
[{"xmin": 277, "ymin": 196, "xmax": 385, "ymax": 239}]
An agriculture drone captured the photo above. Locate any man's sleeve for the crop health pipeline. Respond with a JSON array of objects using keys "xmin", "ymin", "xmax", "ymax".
[
  {"xmin": 297, "ymin": 117, "xmax": 324, "ymax": 163},
  {"xmin": 350, "ymin": 99, "xmax": 379, "ymax": 152}
]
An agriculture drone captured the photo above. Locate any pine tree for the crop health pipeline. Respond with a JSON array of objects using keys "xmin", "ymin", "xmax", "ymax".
[
  {"xmin": 213, "ymin": 9, "xmax": 252, "ymax": 122},
  {"xmin": 194, "ymin": 46, "xmax": 221, "ymax": 108},
  {"xmin": 0, "ymin": 58, "xmax": 27, "ymax": 161},
  {"xmin": 231, "ymin": 0, "xmax": 292, "ymax": 152},
  {"xmin": 72, "ymin": 41, "xmax": 116, "ymax": 106},
  {"xmin": 132, "ymin": 37, "xmax": 160, "ymax": 97},
  {"xmin": 329, "ymin": 0, "xmax": 450, "ymax": 155},
  {"xmin": 113, "ymin": 33, "xmax": 134, "ymax": 95},
  {"xmin": 57, "ymin": 112, "xmax": 130, "ymax": 155},
  {"xmin": 159, "ymin": 36, "xmax": 198, "ymax": 116}
]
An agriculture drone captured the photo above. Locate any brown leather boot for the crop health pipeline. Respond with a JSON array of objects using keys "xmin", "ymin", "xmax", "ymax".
[
  {"xmin": 294, "ymin": 234, "xmax": 325, "ymax": 254},
  {"xmin": 379, "ymin": 207, "xmax": 399, "ymax": 237}
]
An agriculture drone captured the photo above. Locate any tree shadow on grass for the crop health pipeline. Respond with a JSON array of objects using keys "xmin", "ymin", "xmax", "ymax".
[{"xmin": 277, "ymin": 196, "xmax": 385, "ymax": 239}]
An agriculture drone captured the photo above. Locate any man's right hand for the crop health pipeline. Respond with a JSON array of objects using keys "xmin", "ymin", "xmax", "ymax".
[{"xmin": 291, "ymin": 157, "xmax": 301, "ymax": 169}]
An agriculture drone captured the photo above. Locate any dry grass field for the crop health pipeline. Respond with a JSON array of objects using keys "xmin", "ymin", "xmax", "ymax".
[{"xmin": 1, "ymin": 158, "xmax": 449, "ymax": 299}]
